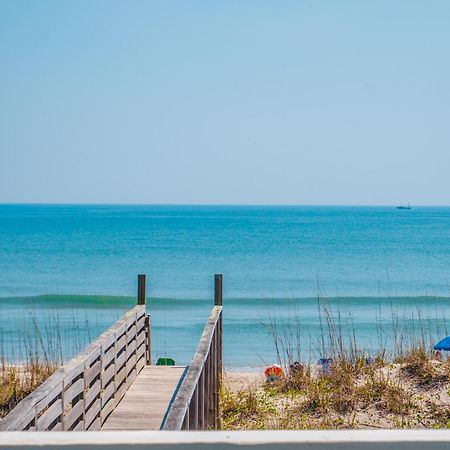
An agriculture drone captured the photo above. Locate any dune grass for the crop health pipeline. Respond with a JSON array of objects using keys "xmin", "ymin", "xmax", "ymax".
[
  {"xmin": 0, "ymin": 309, "xmax": 92, "ymax": 419},
  {"xmin": 222, "ymin": 348, "xmax": 450, "ymax": 429},
  {"xmin": 222, "ymin": 298, "xmax": 450, "ymax": 430},
  {"xmin": 0, "ymin": 361, "xmax": 57, "ymax": 419}
]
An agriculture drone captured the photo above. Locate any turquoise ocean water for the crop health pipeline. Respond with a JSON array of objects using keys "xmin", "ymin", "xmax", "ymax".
[{"xmin": 1, "ymin": 204, "xmax": 450, "ymax": 369}]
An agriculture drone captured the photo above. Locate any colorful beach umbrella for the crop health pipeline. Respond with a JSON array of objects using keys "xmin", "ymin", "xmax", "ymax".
[
  {"xmin": 434, "ymin": 336, "xmax": 450, "ymax": 351},
  {"xmin": 264, "ymin": 364, "xmax": 284, "ymax": 382}
]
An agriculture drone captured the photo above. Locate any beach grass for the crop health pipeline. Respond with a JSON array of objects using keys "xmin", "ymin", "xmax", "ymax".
[
  {"xmin": 0, "ymin": 361, "xmax": 57, "ymax": 419},
  {"xmin": 222, "ymin": 299, "xmax": 450, "ymax": 430},
  {"xmin": 222, "ymin": 348, "xmax": 450, "ymax": 429},
  {"xmin": 0, "ymin": 309, "xmax": 91, "ymax": 419}
]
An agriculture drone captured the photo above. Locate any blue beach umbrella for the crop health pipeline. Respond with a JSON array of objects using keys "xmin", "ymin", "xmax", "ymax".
[{"xmin": 434, "ymin": 336, "xmax": 450, "ymax": 351}]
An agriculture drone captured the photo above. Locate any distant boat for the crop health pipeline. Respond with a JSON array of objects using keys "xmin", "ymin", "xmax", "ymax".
[{"xmin": 396, "ymin": 203, "xmax": 412, "ymax": 210}]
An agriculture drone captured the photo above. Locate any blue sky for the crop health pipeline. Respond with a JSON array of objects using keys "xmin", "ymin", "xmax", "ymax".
[{"xmin": 1, "ymin": 1, "xmax": 449, "ymax": 205}]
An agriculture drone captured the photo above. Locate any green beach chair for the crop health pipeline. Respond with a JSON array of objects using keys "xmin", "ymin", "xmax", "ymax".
[{"xmin": 156, "ymin": 357, "xmax": 175, "ymax": 366}]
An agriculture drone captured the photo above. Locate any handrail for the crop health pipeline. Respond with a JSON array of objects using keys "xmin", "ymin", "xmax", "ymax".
[
  {"xmin": 0, "ymin": 304, "xmax": 148, "ymax": 431},
  {"xmin": 163, "ymin": 305, "xmax": 223, "ymax": 430},
  {"xmin": 3, "ymin": 430, "xmax": 450, "ymax": 448}
]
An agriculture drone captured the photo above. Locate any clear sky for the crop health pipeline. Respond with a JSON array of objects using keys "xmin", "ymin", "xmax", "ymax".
[{"xmin": 1, "ymin": 0, "xmax": 449, "ymax": 205}]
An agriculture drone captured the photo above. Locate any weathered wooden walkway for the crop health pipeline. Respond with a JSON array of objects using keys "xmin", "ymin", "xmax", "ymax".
[
  {"xmin": 0, "ymin": 274, "xmax": 223, "ymax": 432},
  {"xmin": 102, "ymin": 366, "xmax": 187, "ymax": 430}
]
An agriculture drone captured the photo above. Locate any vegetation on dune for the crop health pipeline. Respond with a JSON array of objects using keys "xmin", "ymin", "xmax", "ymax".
[
  {"xmin": 221, "ymin": 349, "xmax": 450, "ymax": 429},
  {"xmin": 0, "ymin": 310, "xmax": 91, "ymax": 419},
  {"xmin": 0, "ymin": 362, "xmax": 57, "ymax": 419},
  {"xmin": 222, "ymin": 298, "xmax": 450, "ymax": 430}
]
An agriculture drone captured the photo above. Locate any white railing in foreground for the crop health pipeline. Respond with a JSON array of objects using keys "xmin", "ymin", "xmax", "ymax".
[
  {"xmin": 0, "ymin": 305, "xmax": 147, "ymax": 431},
  {"xmin": 1, "ymin": 430, "xmax": 450, "ymax": 449}
]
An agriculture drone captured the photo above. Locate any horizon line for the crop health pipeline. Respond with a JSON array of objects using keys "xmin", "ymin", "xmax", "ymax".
[{"xmin": 1, "ymin": 202, "xmax": 450, "ymax": 208}]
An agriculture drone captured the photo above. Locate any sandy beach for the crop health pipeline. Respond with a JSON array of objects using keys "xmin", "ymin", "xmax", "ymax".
[
  {"xmin": 222, "ymin": 356, "xmax": 450, "ymax": 430},
  {"xmin": 224, "ymin": 371, "xmax": 265, "ymax": 392}
]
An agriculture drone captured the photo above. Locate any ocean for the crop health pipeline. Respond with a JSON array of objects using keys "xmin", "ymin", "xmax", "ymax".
[{"xmin": 1, "ymin": 204, "xmax": 450, "ymax": 369}]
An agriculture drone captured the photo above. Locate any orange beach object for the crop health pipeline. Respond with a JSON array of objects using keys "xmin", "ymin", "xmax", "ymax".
[{"xmin": 264, "ymin": 364, "xmax": 284, "ymax": 383}]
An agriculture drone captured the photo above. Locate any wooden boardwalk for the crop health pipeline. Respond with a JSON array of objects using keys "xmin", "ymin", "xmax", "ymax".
[
  {"xmin": 102, "ymin": 366, "xmax": 187, "ymax": 430},
  {"xmin": 0, "ymin": 274, "xmax": 223, "ymax": 433}
]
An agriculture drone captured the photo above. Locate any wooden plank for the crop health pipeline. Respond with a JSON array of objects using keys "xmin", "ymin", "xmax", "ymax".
[
  {"xmin": 136, "ymin": 344, "xmax": 145, "ymax": 363},
  {"xmin": 125, "ymin": 368, "xmax": 137, "ymax": 390},
  {"xmin": 102, "ymin": 346, "xmax": 115, "ymax": 367},
  {"xmin": 136, "ymin": 315, "xmax": 145, "ymax": 331},
  {"xmin": 85, "ymin": 360, "xmax": 101, "ymax": 386},
  {"xmin": 114, "ymin": 383, "xmax": 127, "ymax": 406},
  {"xmin": 116, "ymin": 335, "xmax": 127, "ymax": 353},
  {"xmin": 100, "ymin": 399, "xmax": 115, "ymax": 424},
  {"xmin": 127, "ymin": 329, "xmax": 137, "ymax": 344},
  {"xmin": 63, "ymin": 379, "xmax": 84, "ymax": 404},
  {"xmin": 83, "ymin": 346, "xmax": 102, "ymax": 368},
  {"xmin": 87, "ymin": 416, "xmax": 101, "ymax": 431},
  {"xmin": 102, "ymin": 366, "xmax": 187, "ymax": 431},
  {"xmin": 136, "ymin": 339, "xmax": 145, "ymax": 362},
  {"xmin": 101, "ymin": 337, "xmax": 116, "ymax": 356},
  {"xmin": 101, "ymin": 383, "xmax": 115, "ymax": 407},
  {"xmin": 137, "ymin": 330, "xmax": 146, "ymax": 347},
  {"xmin": 136, "ymin": 354, "xmax": 146, "ymax": 373},
  {"xmin": 126, "ymin": 354, "xmax": 137, "ymax": 374},
  {"xmin": 85, "ymin": 399, "xmax": 101, "ymax": 429},
  {"xmin": 51, "ymin": 421, "xmax": 62, "ymax": 431},
  {"xmin": 85, "ymin": 379, "xmax": 101, "ymax": 407},
  {"xmin": 34, "ymin": 386, "xmax": 63, "ymax": 417},
  {"xmin": 102, "ymin": 364, "xmax": 115, "ymax": 387},
  {"xmin": 115, "ymin": 366, "xmax": 126, "ymax": 388},
  {"xmin": 73, "ymin": 419, "xmax": 84, "ymax": 431},
  {"xmin": 63, "ymin": 400, "xmax": 84, "ymax": 431},
  {"xmin": 36, "ymin": 399, "xmax": 62, "ymax": 431},
  {"xmin": 115, "ymin": 353, "xmax": 126, "ymax": 373}
]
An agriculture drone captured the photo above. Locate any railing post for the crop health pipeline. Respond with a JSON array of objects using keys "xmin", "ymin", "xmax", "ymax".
[
  {"xmin": 214, "ymin": 274, "xmax": 223, "ymax": 382},
  {"xmin": 145, "ymin": 315, "xmax": 152, "ymax": 365},
  {"xmin": 214, "ymin": 274, "xmax": 222, "ymax": 306},
  {"xmin": 137, "ymin": 274, "xmax": 152, "ymax": 364},
  {"xmin": 198, "ymin": 370, "xmax": 205, "ymax": 429},
  {"xmin": 214, "ymin": 274, "xmax": 223, "ymax": 429},
  {"xmin": 137, "ymin": 274, "xmax": 146, "ymax": 305}
]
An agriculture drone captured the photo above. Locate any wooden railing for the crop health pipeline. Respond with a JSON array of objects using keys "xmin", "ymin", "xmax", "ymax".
[
  {"xmin": 163, "ymin": 274, "xmax": 223, "ymax": 430},
  {"xmin": 0, "ymin": 276, "xmax": 149, "ymax": 432}
]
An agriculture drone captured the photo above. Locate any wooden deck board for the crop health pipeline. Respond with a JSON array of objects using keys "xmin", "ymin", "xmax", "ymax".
[{"xmin": 101, "ymin": 366, "xmax": 187, "ymax": 431}]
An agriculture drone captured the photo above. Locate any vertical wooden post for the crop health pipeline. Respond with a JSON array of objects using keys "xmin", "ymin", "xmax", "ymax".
[
  {"xmin": 214, "ymin": 274, "xmax": 222, "ymax": 306},
  {"xmin": 212, "ymin": 330, "xmax": 218, "ymax": 429},
  {"xmin": 137, "ymin": 274, "xmax": 146, "ymax": 305},
  {"xmin": 198, "ymin": 369, "xmax": 205, "ymax": 429},
  {"xmin": 204, "ymin": 353, "xmax": 211, "ymax": 428},
  {"xmin": 207, "ymin": 351, "xmax": 214, "ymax": 429},
  {"xmin": 214, "ymin": 274, "xmax": 223, "ymax": 429},
  {"xmin": 138, "ymin": 274, "xmax": 152, "ymax": 364},
  {"xmin": 61, "ymin": 380, "xmax": 66, "ymax": 430},
  {"xmin": 189, "ymin": 387, "xmax": 199, "ymax": 430},
  {"xmin": 145, "ymin": 315, "xmax": 152, "ymax": 365},
  {"xmin": 182, "ymin": 410, "xmax": 189, "ymax": 430}
]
